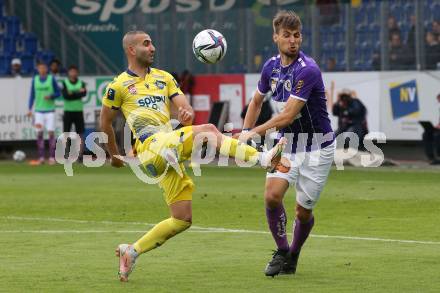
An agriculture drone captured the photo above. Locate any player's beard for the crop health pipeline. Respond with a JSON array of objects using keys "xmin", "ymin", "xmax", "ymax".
[{"xmin": 136, "ymin": 53, "xmax": 152, "ymax": 68}]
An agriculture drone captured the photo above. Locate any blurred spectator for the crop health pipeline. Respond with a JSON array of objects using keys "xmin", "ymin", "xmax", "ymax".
[
  {"xmin": 179, "ymin": 70, "xmax": 195, "ymax": 104},
  {"xmin": 326, "ymin": 57, "xmax": 337, "ymax": 72},
  {"xmin": 49, "ymin": 58, "xmax": 64, "ymax": 77},
  {"xmin": 432, "ymin": 20, "xmax": 440, "ymax": 38},
  {"xmin": 10, "ymin": 58, "xmax": 22, "ymax": 77},
  {"xmin": 388, "ymin": 16, "xmax": 401, "ymax": 40},
  {"xmin": 332, "ymin": 89, "xmax": 368, "ymax": 149},
  {"xmin": 61, "ymin": 65, "xmax": 87, "ymax": 161},
  {"xmin": 389, "ymin": 32, "xmax": 411, "ymax": 70},
  {"xmin": 421, "ymin": 93, "xmax": 440, "ymax": 164},
  {"xmin": 425, "ymin": 31, "xmax": 440, "ymax": 70}
]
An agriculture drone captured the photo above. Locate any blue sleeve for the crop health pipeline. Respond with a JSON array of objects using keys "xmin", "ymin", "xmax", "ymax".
[
  {"xmin": 28, "ymin": 77, "xmax": 35, "ymax": 110},
  {"xmin": 51, "ymin": 77, "xmax": 61, "ymax": 99}
]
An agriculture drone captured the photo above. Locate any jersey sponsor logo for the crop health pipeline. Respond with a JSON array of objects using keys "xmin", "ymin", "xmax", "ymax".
[
  {"xmin": 284, "ymin": 79, "xmax": 292, "ymax": 92},
  {"xmin": 137, "ymin": 95, "xmax": 166, "ymax": 110},
  {"xmin": 107, "ymin": 88, "xmax": 115, "ymax": 100},
  {"xmin": 295, "ymin": 80, "xmax": 304, "ymax": 94},
  {"xmin": 154, "ymin": 80, "xmax": 166, "ymax": 89},
  {"xmin": 128, "ymin": 84, "xmax": 137, "ymax": 95}
]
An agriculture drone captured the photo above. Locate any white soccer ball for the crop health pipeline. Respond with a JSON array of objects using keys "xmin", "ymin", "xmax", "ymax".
[
  {"xmin": 13, "ymin": 150, "xmax": 26, "ymax": 162},
  {"xmin": 192, "ymin": 29, "xmax": 227, "ymax": 64}
]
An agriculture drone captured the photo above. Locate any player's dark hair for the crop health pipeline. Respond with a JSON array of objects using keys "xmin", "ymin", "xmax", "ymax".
[
  {"xmin": 50, "ymin": 58, "xmax": 61, "ymax": 65},
  {"xmin": 273, "ymin": 10, "xmax": 302, "ymax": 33},
  {"xmin": 36, "ymin": 60, "xmax": 46, "ymax": 66},
  {"xmin": 68, "ymin": 65, "xmax": 78, "ymax": 71}
]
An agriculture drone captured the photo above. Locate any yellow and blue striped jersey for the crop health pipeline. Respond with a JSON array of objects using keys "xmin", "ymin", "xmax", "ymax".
[{"xmin": 102, "ymin": 68, "xmax": 183, "ymax": 139}]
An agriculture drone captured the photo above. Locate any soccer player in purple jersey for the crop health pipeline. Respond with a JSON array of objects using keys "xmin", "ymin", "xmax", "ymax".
[{"xmin": 239, "ymin": 11, "xmax": 336, "ymax": 277}]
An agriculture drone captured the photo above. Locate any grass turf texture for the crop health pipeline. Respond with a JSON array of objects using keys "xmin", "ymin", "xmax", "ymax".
[{"xmin": 1, "ymin": 162, "xmax": 439, "ymax": 292}]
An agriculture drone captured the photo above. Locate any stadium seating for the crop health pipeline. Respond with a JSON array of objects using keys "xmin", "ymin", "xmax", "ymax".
[{"xmin": 0, "ymin": 1, "xmax": 54, "ymax": 76}]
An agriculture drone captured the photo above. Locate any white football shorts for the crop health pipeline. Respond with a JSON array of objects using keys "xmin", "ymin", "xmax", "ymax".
[
  {"xmin": 34, "ymin": 111, "xmax": 55, "ymax": 132},
  {"xmin": 266, "ymin": 141, "xmax": 336, "ymax": 210}
]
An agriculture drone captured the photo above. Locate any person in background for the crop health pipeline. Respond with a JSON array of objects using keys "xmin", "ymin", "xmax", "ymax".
[
  {"xmin": 422, "ymin": 93, "xmax": 440, "ymax": 165},
  {"xmin": 61, "ymin": 65, "xmax": 87, "ymax": 160},
  {"xmin": 388, "ymin": 16, "xmax": 401, "ymax": 40},
  {"xmin": 27, "ymin": 60, "xmax": 61, "ymax": 165},
  {"xmin": 49, "ymin": 58, "xmax": 63, "ymax": 77},
  {"xmin": 389, "ymin": 32, "xmax": 411, "ymax": 70},
  {"xmin": 326, "ymin": 57, "xmax": 337, "ymax": 72},
  {"xmin": 332, "ymin": 89, "xmax": 368, "ymax": 149},
  {"xmin": 432, "ymin": 20, "xmax": 440, "ymax": 39},
  {"xmin": 10, "ymin": 58, "xmax": 22, "ymax": 77},
  {"xmin": 425, "ymin": 31, "xmax": 440, "ymax": 70}
]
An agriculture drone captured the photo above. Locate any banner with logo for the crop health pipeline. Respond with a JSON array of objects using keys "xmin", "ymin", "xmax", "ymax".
[
  {"xmin": 0, "ymin": 76, "xmax": 113, "ymax": 141},
  {"xmin": 379, "ymin": 71, "xmax": 440, "ymax": 140}
]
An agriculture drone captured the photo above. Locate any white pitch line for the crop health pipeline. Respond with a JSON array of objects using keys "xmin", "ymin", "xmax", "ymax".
[{"xmin": 1, "ymin": 216, "xmax": 440, "ymax": 245}]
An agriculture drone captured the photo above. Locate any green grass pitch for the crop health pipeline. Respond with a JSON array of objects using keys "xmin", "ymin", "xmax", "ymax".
[{"xmin": 1, "ymin": 162, "xmax": 439, "ymax": 292}]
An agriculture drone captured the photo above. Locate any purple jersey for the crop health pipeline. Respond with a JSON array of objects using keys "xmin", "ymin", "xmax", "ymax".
[{"xmin": 257, "ymin": 51, "xmax": 334, "ymax": 153}]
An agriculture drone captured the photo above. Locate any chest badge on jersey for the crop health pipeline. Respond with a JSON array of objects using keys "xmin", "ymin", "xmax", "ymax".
[
  {"xmin": 284, "ymin": 79, "xmax": 292, "ymax": 92},
  {"xmin": 144, "ymin": 83, "xmax": 149, "ymax": 89},
  {"xmin": 128, "ymin": 84, "xmax": 137, "ymax": 95},
  {"xmin": 270, "ymin": 78, "xmax": 278, "ymax": 93},
  {"xmin": 154, "ymin": 80, "xmax": 166, "ymax": 89}
]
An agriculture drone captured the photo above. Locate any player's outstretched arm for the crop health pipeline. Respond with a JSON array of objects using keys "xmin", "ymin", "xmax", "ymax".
[
  {"xmin": 171, "ymin": 94, "xmax": 194, "ymax": 126},
  {"xmin": 100, "ymin": 105, "xmax": 124, "ymax": 168},
  {"xmin": 244, "ymin": 97, "xmax": 305, "ymax": 140}
]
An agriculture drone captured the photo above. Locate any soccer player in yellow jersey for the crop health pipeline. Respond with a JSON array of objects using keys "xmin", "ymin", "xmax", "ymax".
[{"xmin": 100, "ymin": 31, "xmax": 286, "ymax": 282}]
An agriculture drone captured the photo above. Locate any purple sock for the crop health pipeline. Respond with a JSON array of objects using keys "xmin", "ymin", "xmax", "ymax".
[
  {"xmin": 266, "ymin": 205, "xmax": 289, "ymax": 251},
  {"xmin": 49, "ymin": 133, "xmax": 56, "ymax": 158},
  {"xmin": 290, "ymin": 216, "xmax": 315, "ymax": 254},
  {"xmin": 37, "ymin": 132, "xmax": 45, "ymax": 160}
]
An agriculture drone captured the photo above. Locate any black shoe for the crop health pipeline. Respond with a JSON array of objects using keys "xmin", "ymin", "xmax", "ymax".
[
  {"xmin": 280, "ymin": 251, "xmax": 300, "ymax": 275},
  {"xmin": 264, "ymin": 249, "xmax": 288, "ymax": 277}
]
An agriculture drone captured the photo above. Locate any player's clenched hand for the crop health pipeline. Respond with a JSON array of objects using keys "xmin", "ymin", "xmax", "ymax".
[
  {"xmin": 111, "ymin": 155, "xmax": 125, "ymax": 168},
  {"xmin": 27, "ymin": 111, "xmax": 33, "ymax": 117},
  {"xmin": 178, "ymin": 106, "xmax": 193, "ymax": 124}
]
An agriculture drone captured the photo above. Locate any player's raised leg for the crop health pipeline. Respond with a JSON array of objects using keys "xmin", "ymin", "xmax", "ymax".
[
  {"xmin": 263, "ymin": 177, "xmax": 290, "ymax": 277},
  {"xmin": 191, "ymin": 123, "xmax": 286, "ymax": 172}
]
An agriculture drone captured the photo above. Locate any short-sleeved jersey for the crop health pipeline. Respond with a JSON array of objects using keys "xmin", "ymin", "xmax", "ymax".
[
  {"xmin": 102, "ymin": 68, "xmax": 183, "ymax": 140},
  {"xmin": 257, "ymin": 51, "xmax": 334, "ymax": 153}
]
